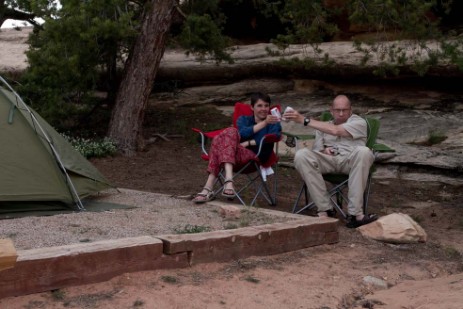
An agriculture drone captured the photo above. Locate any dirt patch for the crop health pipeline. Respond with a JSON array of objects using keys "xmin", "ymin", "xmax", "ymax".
[{"xmin": 1, "ymin": 230, "xmax": 462, "ymax": 308}]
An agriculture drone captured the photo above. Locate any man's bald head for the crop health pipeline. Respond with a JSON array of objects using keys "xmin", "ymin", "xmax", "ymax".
[
  {"xmin": 330, "ymin": 94, "xmax": 352, "ymax": 124},
  {"xmin": 332, "ymin": 95, "xmax": 351, "ymax": 108}
]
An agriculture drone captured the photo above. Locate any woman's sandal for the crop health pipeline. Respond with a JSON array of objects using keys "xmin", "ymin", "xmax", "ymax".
[
  {"xmin": 192, "ymin": 187, "xmax": 214, "ymax": 204},
  {"xmin": 221, "ymin": 179, "xmax": 236, "ymax": 198}
]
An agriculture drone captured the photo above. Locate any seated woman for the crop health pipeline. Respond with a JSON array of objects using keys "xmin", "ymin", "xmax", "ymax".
[{"xmin": 193, "ymin": 92, "xmax": 282, "ymax": 203}]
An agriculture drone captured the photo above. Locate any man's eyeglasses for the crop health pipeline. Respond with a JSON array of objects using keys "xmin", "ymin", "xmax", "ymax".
[{"xmin": 332, "ymin": 108, "xmax": 351, "ymax": 114}]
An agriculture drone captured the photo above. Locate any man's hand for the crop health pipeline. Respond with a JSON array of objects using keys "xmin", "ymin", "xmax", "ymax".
[
  {"xmin": 282, "ymin": 109, "xmax": 305, "ymax": 124},
  {"xmin": 322, "ymin": 147, "xmax": 336, "ymax": 156},
  {"xmin": 321, "ymin": 147, "xmax": 339, "ymax": 156}
]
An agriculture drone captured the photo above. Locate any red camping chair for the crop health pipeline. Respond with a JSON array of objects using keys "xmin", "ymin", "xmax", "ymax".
[{"xmin": 192, "ymin": 102, "xmax": 281, "ymax": 206}]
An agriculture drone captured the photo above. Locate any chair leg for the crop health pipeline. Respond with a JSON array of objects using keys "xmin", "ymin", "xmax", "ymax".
[
  {"xmin": 363, "ymin": 173, "xmax": 372, "ymax": 216},
  {"xmin": 292, "ymin": 181, "xmax": 350, "ymax": 221},
  {"xmin": 292, "ymin": 183, "xmax": 317, "ymax": 214},
  {"xmin": 212, "ymin": 171, "xmax": 225, "ymax": 197},
  {"xmin": 213, "ymin": 161, "xmax": 277, "ymax": 207},
  {"xmin": 249, "ymin": 162, "xmax": 276, "ymax": 206},
  {"xmin": 292, "ymin": 183, "xmax": 306, "ymax": 213},
  {"xmin": 292, "ymin": 175, "xmax": 372, "ymax": 222},
  {"xmin": 328, "ymin": 185, "xmax": 348, "ymax": 221}
]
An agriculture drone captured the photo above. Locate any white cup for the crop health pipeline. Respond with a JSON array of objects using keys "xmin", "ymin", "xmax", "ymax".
[
  {"xmin": 270, "ymin": 107, "xmax": 282, "ymax": 121},
  {"xmin": 282, "ymin": 106, "xmax": 294, "ymax": 122}
]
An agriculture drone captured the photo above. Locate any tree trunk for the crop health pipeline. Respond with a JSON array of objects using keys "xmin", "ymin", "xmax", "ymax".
[{"xmin": 108, "ymin": 0, "xmax": 176, "ymax": 156}]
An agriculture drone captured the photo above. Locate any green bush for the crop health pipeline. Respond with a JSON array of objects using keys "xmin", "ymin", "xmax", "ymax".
[
  {"xmin": 174, "ymin": 224, "xmax": 211, "ymax": 234},
  {"xmin": 61, "ymin": 133, "xmax": 117, "ymax": 158}
]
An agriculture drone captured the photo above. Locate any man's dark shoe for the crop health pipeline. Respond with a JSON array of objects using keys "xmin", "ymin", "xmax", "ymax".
[
  {"xmin": 316, "ymin": 208, "xmax": 336, "ymax": 218},
  {"xmin": 326, "ymin": 209, "xmax": 336, "ymax": 218},
  {"xmin": 346, "ymin": 214, "xmax": 378, "ymax": 229}
]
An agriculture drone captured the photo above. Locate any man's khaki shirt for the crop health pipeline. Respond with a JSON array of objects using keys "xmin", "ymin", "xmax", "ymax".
[{"xmin": 312, "ymin": 114, "xmax": 368, "ymax": 156}]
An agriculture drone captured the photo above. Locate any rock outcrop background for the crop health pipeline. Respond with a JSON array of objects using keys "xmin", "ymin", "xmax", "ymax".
[{"xmin": 1, "ymin": 27, "xmax": 462, "ymax": 187}]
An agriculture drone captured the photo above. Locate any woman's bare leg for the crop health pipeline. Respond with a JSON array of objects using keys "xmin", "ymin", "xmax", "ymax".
[
  {"xmin": 192, "ymin": 173, "xmax": 217, "ymax": 202},
  {"xmin": 223, "ymin": 163, "xmax": 234, "ymax": 194}
]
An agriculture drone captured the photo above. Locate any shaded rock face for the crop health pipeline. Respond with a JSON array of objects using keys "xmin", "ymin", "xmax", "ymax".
[{"xmin": 152, "ymin": 77, "xmax": 463, "ymax": 186}]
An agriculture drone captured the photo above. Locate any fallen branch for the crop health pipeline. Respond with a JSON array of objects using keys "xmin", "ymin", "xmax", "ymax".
[{"xmin": 146, "ymin": 133, "xmax": 185, "ymax": 145}]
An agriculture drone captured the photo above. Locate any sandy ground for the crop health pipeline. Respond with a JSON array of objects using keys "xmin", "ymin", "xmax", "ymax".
[
  {"xmin": 1, "ymin": 224, "xmax": 462, "ymax": 309},
  {"xmin": 1, "ymin": 174, "xmax": 462, "ymax": 309}
]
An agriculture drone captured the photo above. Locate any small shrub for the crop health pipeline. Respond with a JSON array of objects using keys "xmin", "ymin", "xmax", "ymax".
[
  {"xmin": 427, "ymin": 130, "xmax": 447, "ymax": 145},
  {"xmin": 174, "ymin": 224, "xmax": 211, "ymax": 234},
  {"xmin": 444, "ymin": 246, "xmax": 462, "ymax": 259},
  {"xmin": 133, "ymin": 299, "xmax": 145, "ymax": 307},
  {"xmin": 410, "ymin": 214, "xmax": 423, "ymax": 224},
  {"xmin": 239, "ymin": 209, "xmax": 254, "ymax": 227},
  {"xmin": 61, "ymin": 133, "xmax": 117, "ymax": 158},
  {"xmin": 161, "ymin": 275, "xmax": 178, "ymax": 284},
  {"xmin": 244, "ymin": 276, "xmax": 260, "ymax": 284},
  {"xmin": 224, "ymin": 223, "xmax": 238, "ymax": 230},
  {"xmin": 239, "ymin": 216, "xmax": 251, "ymax": 227},
  {"xmin": 51, "ymin": 289, "xmax": 66, "ymax": 301}
]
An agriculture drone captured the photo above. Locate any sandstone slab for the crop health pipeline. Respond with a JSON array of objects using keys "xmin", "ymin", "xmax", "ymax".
[
  {"xmin": 0, "ymin": 238, "xmax": 17, "ymax": 271},
  {"xmin": 358, "ymin": 213, "xmax": 427, "ymax": 244}
]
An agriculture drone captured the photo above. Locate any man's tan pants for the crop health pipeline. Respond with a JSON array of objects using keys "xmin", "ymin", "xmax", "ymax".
[{"xmin": 294, "ymin": 147, "xmax": 374, "ymax": 216}]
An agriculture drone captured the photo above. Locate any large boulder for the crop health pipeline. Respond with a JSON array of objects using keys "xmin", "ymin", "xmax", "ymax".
[{"xmin": 358, "ymin": 213, "xmax": 427, "ymax": 244}]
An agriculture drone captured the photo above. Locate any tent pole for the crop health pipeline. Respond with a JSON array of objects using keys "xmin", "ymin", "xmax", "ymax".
[{"xmin": 0, "ymin": 76, "xmax": 85, "ymax": 211}]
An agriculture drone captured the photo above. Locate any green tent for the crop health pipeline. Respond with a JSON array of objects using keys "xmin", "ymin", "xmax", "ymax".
[{"xmin": 0, "ymin": 77, "xmax": 112, "ymax": 212}]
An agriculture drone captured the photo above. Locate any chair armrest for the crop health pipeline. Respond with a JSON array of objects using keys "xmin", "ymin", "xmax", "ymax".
[
  {"xmin": 191, "ymin": 127, "xmax": 227, "ymax": 156},
  {"xmin": 255, "ymin": 134, "xmax": 281, "ymax": 157},
  {"xmin": 282, "ymin": 132, "xmax": 315, "ymax": 148},
  {"xmin": 192, "ymin": 127, "xmax": 226, "ymax": 139},
  {"xmin": 282, "ymin": 131, "xmax": 315, "ymax": 140},
  {"xmin": 262, "ymin": 133, "xmax": 281, "ymax": 143},
  {"xmin": 372, "ymin": 143, "xmax": 395, "ymax": 153}
]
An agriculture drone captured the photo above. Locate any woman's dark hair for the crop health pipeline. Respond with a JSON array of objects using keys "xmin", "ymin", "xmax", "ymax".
[{"xmin": 250, "ymin": 92, "xmax": 271, "ymax": 106}]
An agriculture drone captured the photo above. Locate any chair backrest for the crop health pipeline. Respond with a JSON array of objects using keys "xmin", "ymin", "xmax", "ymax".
[
  {"xmin": 365, "ymin": 117, "xmax": 379, "ymax": 149},
  {"xmin": 318, "ymin": 111, "xmax": 379, "ymax": 150},
  {"xmin": 319, "ymin": 111, "xmax": 333, "ymax": 122},
  {"xmin": 232, "ymin": 102, "xmax": 254, "ymax": 128}
]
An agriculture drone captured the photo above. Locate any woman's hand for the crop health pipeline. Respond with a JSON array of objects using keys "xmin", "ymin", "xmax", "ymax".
[
  {"xmin": 240, "ymin": 141, "xmax": 251, "ymax": 147},
  {"xmin": 265, "ymin": 114, "xmax": 280, "ymax": 124}
]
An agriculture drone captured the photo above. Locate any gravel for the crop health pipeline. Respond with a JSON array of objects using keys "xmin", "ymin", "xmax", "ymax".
[{"xmin": 0, "ymin": 189, "xmax": 292, "ymax": 250}]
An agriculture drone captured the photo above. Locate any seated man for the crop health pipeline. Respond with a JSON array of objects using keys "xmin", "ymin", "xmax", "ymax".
[{"xmin": 283, "ymin": 95, "xmax": 377, "ymax": 228}]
